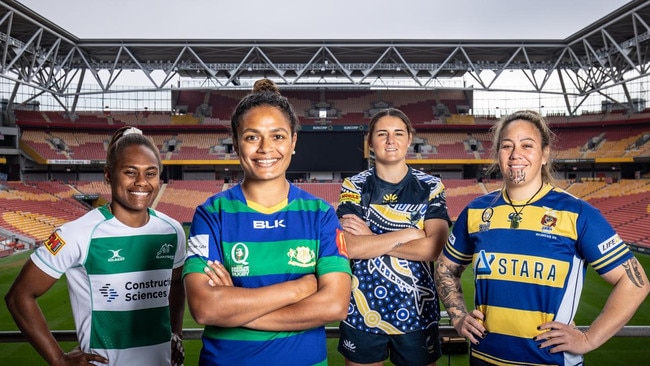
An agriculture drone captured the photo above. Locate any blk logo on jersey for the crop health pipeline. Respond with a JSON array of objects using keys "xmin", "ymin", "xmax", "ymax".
[{"xmin": 253, "ymin": 219, "xmax": 286, "ymax": 229}]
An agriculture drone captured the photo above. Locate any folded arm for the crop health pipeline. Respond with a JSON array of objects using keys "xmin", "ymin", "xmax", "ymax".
[
  {"xmin": 340, "ymin": 214, "xmax": 447, "ymax": 261},
  {"xmin": 184, "ymin": 260, "xmax": 318, "ymax": 328},
  {"xmin": 243, "ymin": 271, "xmax": 351, "ymax": 331}
]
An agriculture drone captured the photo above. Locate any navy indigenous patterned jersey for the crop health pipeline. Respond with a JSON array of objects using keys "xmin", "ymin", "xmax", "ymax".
[{"xmin": 337, "ymin": 166, "xmax": 450, "ymax": 334}]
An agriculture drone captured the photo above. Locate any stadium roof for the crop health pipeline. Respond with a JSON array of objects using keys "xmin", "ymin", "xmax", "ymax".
[{"xmin": 0, "ymin": 0, "xmax": 649, "ymax": 116}]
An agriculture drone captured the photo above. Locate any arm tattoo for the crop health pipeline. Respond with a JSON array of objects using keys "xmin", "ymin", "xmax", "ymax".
[
  {"xmin": 622, "ymin": 258, "xmax": 645, "ymax": 288},
  {"xmin": 435, "ymin": 261, "xmax": 469, "ymax": 323}
]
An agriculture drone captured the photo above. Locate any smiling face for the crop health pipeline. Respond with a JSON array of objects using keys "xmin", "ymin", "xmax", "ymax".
[
  {"xmin": 498, "ymin": 119, "xmax": 550, "ymax": 189},
  {"xmin": 105, "ymin": 144, "xmax": 161, "ymax": 222},
  {"xmin": 368, "ymin": 115, "xmax": 412, "ymax": 166},
  {"xmin": 233, "ymin": 105, "xmax": 297, "ymax": 184}
]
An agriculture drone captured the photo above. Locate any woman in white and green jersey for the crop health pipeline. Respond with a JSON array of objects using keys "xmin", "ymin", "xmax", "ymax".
[{"xmin": 5, "ymin": 126, "xmax": 187, "ymax": 366}]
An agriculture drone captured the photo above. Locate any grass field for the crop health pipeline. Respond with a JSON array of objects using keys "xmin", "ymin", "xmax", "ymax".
[{"xmin": 1, "ymin": 250, "xmax": 649, "ymax": 365}]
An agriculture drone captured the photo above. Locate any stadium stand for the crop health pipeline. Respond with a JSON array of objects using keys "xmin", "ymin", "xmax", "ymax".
[
  {"xmin": 6, "ymin": 92, "xmax": 650, "ymax": 251},
  {"xmin": 3, "ymin": 177, "xmax": 648, "ymax": 249},
  {"xmin": 154, "ymin": 180, "xmax": 226, "ymax": 223}
]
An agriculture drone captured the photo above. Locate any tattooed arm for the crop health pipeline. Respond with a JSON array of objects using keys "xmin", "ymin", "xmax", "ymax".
[
  {"xmin": 536, "ymin": 257, "xmax": 650, "ymax": 355},
  {"xmin": 435, "ymin": 253, "xmax": 487, "ymax": 344}
]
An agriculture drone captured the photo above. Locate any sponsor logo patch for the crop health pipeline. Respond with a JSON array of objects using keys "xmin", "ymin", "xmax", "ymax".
[
  {"xmin": 44, "ymin": 232, "xmax": 65, "ymax": 255},
  {"xmin": 598, "ymin": 234, "xmax": 621, "ymax": 255},
  {"xmin": 108, "ymin": 249, "xmax": 126, "ymax": 262},
  {"xmin": 339, "ymin": 192, "xmax": 361, "ymax": 204},
  {"xmin": 336, "ymin": 228, "xmax": 348, "ymax": 258}
]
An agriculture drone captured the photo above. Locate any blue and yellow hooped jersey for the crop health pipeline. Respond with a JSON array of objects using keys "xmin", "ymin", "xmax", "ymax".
[{"xmin": 444, "ymin": 184, "xmax": 633, "ymax": 366}]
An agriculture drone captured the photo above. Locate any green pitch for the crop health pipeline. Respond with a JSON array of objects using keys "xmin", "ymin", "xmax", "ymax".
[{"xmin": 1, "ymin": 250, "xmax": 649, "ymax": 365}]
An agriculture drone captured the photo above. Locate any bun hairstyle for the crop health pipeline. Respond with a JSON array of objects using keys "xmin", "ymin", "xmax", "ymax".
[
  {"xmin": 252, "ymin": 78, "xmax": 281, "ymax": 95},
  {"xmin": 230, "ymin": 78, "xmax": 300, "ymax": 140},
  {"xmin": 105, "ymin": 126, "xmax": 162, "ymax": 173}
]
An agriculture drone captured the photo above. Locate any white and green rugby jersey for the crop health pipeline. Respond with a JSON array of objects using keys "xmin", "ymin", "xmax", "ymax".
[{"xmin": 31, "ymin": 205, "xmax": 186, "ymax": 366}]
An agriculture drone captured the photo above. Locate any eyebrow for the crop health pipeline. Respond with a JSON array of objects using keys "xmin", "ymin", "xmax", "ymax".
[
  {"xmin": 241, "ymin": 127, "xmax": 291, "ymax": 134},
  {"xmin": 374, "ymin": 128, "xmax": 407, "ymax": 133}
]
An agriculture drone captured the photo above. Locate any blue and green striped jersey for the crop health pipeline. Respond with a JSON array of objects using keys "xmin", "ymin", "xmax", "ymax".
[{"xmin": 184, "ymin": 183, "xmax": 351, "ymax": 366}]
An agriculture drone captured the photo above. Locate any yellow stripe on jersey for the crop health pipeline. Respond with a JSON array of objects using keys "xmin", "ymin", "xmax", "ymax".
[
  {"xmin": 591, "ymin": 243, "xmax": 630, "ymax": 272},
  {"xmin": 372, "ymin": 204, "xmax": 422, "ymax": 227},
  {"xmin": 472, "ymin": 349, "xmax": 554, "ymax": 366},
  {"xmin": 444, "ymin": 240, "xmax": 473, "ymax": 262},
  {"xmin": 467, "ymin": 205, "xmax": 579, "ymax": 240},
  {"xmin": 475, "ymin": 253, "xmax": 570, "ymax": 288},
  {"xmin": 477, "ymin": 304, "xmax": 555, "ymax": 339}
]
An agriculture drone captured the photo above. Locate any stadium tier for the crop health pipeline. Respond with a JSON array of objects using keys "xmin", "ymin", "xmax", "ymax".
[
  {"xmin": 2, "ymin": 179, "xmax": 650, "ymax": 250},
  {"xmin": 15, "ymin": 122, "xmax": 650, "ymax": 163}
]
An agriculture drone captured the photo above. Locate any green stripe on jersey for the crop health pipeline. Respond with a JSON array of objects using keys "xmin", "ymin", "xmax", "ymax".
[
  {"xmin": 86, "ymin": 233, "xmax": 178, "ymax": 275},
  {"xmin": 90, "ymin": 306, "xmax": 170, "ymax": 349},
  {"xmin": 223, "ymin": 239, "xmax": 318, "ymax": 276},
  {"xmin": 203, "ymin": 325, "xmax": 303, "ymax": 342}
]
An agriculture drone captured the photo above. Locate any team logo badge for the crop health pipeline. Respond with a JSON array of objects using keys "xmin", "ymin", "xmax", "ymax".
[
  {"xmin": 288, "ymin": 246, "xmax": 316, "ymax": 267},
  {"xmin": 383, "ymin": 193, "xmax": 398, "ymax": 203},
  {"xmin": 156, "ymin": 243, "xmax": 175, "ymax": 260},
  {"xmin": 541, "ymin": 208, "xmax": 558, "ymax": 231},
  {"xmin": 230, "ymin": 243, "xmax": 250, "ymax": 277},
  {"xmin": 479, "ymin": 207, "xmax": 493, "ymax": 232},
  {"xmin": 44, "ymin": 232, "xmax": 65, "ymax": 255}
]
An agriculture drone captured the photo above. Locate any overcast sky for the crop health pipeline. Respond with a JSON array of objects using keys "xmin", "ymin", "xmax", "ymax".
[{"xmin": 17, "ymin": 0, "xmax": 632, "ymax": 40}]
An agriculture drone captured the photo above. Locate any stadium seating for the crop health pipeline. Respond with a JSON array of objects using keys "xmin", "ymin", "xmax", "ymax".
[{"xmin": 2, "ymin": 178, "xmax": 650, "ymax": 248}]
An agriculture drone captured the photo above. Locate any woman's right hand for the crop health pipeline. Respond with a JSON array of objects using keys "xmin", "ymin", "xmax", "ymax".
[
  {"xmin": 54, "ymin": 346, "xmax": 108, "ymax": 365},
  {"xmin": 452, "ymin": 309, "xmax": 488, "ymax": 345}
]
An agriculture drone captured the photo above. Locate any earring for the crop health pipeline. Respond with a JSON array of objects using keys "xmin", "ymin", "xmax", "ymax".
[{"xmin": 292, "ymin": 151, "xmax": 296, "ymax": 155}]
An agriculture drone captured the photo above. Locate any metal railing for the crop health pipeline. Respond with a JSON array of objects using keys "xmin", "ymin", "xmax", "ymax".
[{"xmin": 1, "ymin": 326, "xmax": 649, "ymax": 343}]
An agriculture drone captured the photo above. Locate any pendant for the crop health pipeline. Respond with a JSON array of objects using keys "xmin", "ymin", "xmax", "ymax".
[{"xmin": 510, "ymin": 213, "xmax": 521, "ymax": 229}]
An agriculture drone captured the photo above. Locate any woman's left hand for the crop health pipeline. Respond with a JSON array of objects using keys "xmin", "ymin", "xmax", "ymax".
[
  {"xmin": 534, "ymin": 321, "xmax": 594, "ymax": 355},
  {"xmin": 171, "ymin": 332, "xmax": 184, "ymax": 366},
  {"xmin": 204, "ymin": 260, "xmax": 234, "ymax": 287}
]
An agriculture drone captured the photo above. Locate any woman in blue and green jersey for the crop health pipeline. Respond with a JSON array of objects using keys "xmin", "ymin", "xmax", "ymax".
[
  {"xmin": 5, "ymin": 126, "xmax": 187, "ymax": 366},
  {"xmin": 183, "ymin": 78, "xmax": 352, "ymax": 366},
  {"xmin": 435, "ymin": 110, "xmax": 650, "ymax": 365}
]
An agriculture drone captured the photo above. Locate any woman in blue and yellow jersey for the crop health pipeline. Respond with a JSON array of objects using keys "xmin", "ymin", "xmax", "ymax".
[
  {"xmin": 183, "ymin": 79, "xmax": 351, "ymax": 366},
  {"xmin": 435, "ymin": 110, "xmax": 649, "ymax": 366}
]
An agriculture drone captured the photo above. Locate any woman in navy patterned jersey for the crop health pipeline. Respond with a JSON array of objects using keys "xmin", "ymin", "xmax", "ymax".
[{"xmin": 336, "ymin": 107, "xmax": 451, "ymax": 366}]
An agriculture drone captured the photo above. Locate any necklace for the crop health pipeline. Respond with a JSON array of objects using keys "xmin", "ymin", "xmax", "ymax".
[{"xmin": 504, "ymin": 183, "xmax": 544, "ymax": 229}]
